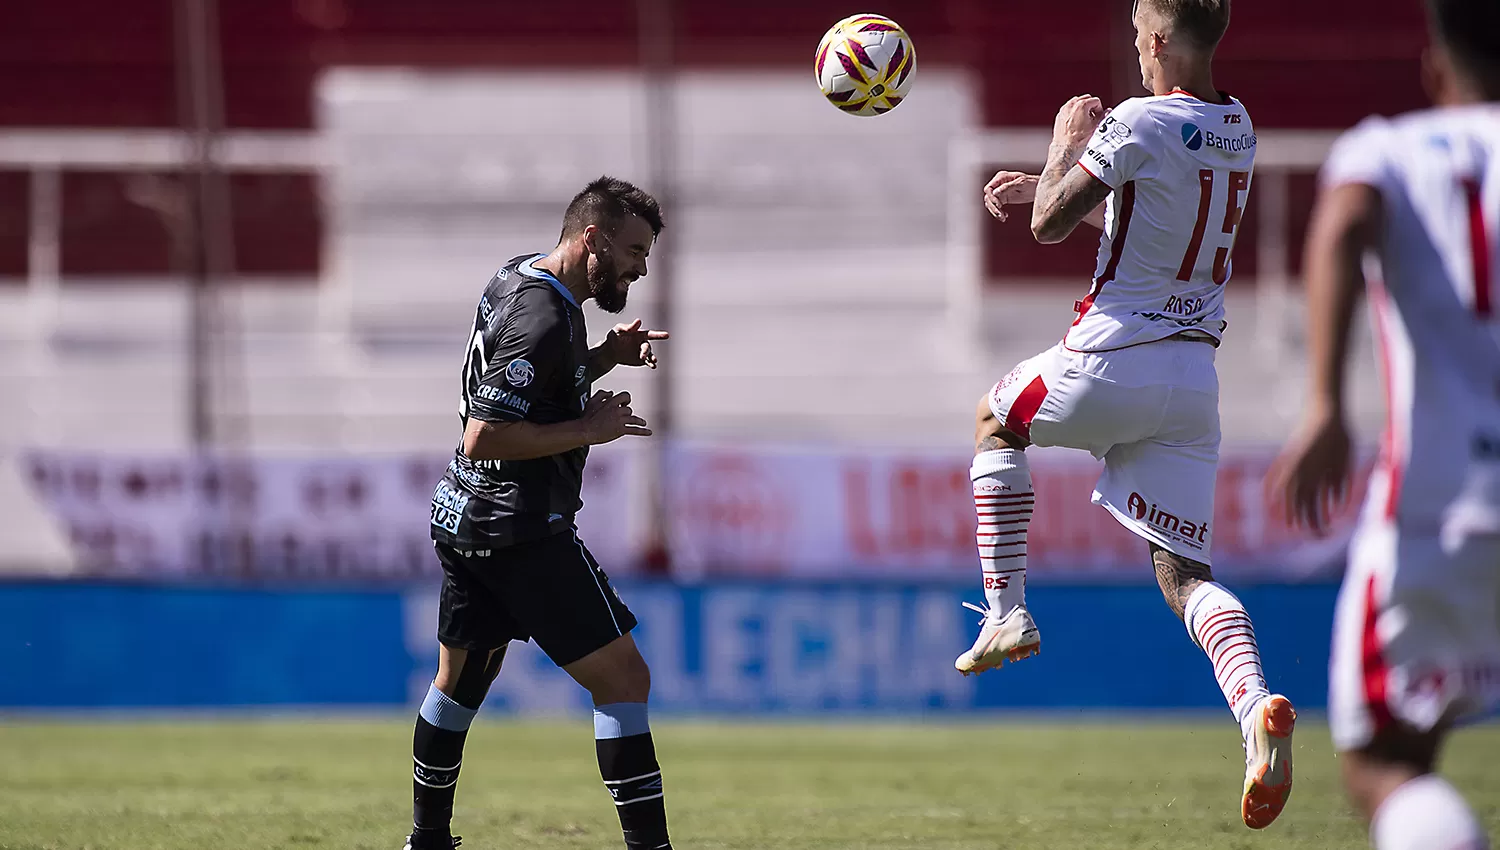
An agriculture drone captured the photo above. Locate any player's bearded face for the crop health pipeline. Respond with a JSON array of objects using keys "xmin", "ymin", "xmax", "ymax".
[{"xmin": 588, "ymin": 242, "xmax": 630, "ymax": 314}]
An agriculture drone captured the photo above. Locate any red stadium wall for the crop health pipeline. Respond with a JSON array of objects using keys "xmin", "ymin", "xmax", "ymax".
[{"xmin": 0, "ymin": 0, "xmax": 1431, "ymax": 283}]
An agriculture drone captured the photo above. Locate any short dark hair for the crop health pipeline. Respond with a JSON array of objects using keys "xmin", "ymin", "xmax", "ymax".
[
  {"xmin": 1139, "ymin": 0, "xmax": 1231, "ymax": 51},
  {"xmin": 560, "ymin": 176, "xmax": 664, "ymax": 241},
  {"xmin": 1427, "ymin": 0, "xmax": 1500, "ymax": 79}
]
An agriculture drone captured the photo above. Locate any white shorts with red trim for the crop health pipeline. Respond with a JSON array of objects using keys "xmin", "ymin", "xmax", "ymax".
[
  {"xmin": 986, "ymin": 339, "xmax": 1221, "ymax": 563},
  {"xmin": 1328, "ymin": 521, "xmax": 1500, "ymax": 752}
]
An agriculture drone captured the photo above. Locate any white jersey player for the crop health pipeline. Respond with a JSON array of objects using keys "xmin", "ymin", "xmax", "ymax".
[
  {"xmin": 1271, "ymin": 1, "xmax": 1499, "ymax": 847},
  {"xmin": 964, "ymin": 0, "xmax": 1296, "ymax": 830}
]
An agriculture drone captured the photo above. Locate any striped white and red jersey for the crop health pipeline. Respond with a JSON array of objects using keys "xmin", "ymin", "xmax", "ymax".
[
  {"xmin": 1070, "ymin": 90, "xmax": 1257, "ymax": 351},
  {"xmin": 1321, "ymin": 105, "xmax": 1500, "ymax": 535}
]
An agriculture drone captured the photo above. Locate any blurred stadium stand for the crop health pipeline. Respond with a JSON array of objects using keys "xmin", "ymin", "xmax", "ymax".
[{"xmin": 0, "ymin": 0, "xmax": 1425, "ymax": 573}]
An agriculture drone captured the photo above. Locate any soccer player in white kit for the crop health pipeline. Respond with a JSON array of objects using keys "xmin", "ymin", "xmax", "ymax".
[
  {"xmin": 966, "ymin": 0, "xmax": 1296, "ymax": 830},
  {"xmin": 1270, "ymin": 1, "xmax": 1499, "ymax": 847}
]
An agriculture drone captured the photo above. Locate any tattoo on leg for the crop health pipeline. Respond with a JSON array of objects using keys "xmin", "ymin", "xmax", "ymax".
[
  {"xmin": 1150, "ymin": 543, "xmax": 1215, "ymax": 621},
  {"xmin": 977, "ymin": 435, "xmax": 1005, "ymax": 453}
]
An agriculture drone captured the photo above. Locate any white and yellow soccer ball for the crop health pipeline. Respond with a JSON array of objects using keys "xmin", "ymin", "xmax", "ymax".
[{"xmin": 814, "ymin": 14, "xmax": 915, "ymax": 116}]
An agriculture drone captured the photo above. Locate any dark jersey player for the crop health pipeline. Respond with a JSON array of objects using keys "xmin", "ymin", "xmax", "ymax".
[{"xmin": 405, "ymin": 177, "xmax": 672, "ymax": 850}]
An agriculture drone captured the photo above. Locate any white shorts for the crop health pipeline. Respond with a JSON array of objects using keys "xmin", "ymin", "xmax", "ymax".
[
  {"xmin": 987, "ymin": 340, "xmax": 1220, "ymax": 563},
  {"xmin": 1328, "ymin": 521, "xmax": 1500, "ymax": 751}
]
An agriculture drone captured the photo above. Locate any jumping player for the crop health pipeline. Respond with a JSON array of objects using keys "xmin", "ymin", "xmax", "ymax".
[
  {"xmin": 967, "ymin": 0, "xmax": 1296, "ymax": 829},
  {"xmin": 405, "ymin": 177, "xmax": 673, "ymax": 850},
  {"xmin": 1269, "ymin": 1, "xmax": 1499, "ymax": 846}
]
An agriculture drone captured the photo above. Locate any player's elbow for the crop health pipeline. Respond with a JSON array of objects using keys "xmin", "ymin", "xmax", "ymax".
[
  {"xmin": 462, "ymin": 418, "xmax": 515, "ymax": 461},
  {"xmin": 1031, "ymin": 212, "xmax": 1069, "ymax": 245}
]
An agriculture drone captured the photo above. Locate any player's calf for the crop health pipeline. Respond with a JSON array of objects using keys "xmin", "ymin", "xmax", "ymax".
[
  {"xmin": 956, "ymin": 394, "xmax": 1041, "ymax": 675},
  {"xmin": 408, "ymin": 644, "xmax": 504, "ymax": 850},
  {"xmin": 566, "ymin": 636, "xmax": 673, "ymax": 850},
  {"xmin": 1155, "ymin": 544, "xmax": 1295, "ymax": 828}
]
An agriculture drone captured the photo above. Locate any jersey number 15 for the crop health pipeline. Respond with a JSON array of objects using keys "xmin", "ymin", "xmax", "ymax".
[{"xmin": 1178, "ymin": 169, "xmax": 1250, "ymax": 285}]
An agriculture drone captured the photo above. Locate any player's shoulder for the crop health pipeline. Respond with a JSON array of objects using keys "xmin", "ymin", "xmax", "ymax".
[
  {"xmin": 492, "ymin": 255, "xmax": 570, "ymax": 307},
  {"xmin": 487, "ymin": 255, "xmax": 574, "ymax": 334}
]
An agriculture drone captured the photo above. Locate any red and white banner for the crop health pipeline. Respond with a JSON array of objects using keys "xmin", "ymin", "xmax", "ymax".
[
  {"xmin": 21, "ymin": 446, "xmax": 644, "ymax": 581},
  {"xmin": 667, "ymin": 442, "xmax": 1371, "ymax": 582},
  {"xmin": 21, "ymin": 441, "xmax": 1368, "ymax": 582}
]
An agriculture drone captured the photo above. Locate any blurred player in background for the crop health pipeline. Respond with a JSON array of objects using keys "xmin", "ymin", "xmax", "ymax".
[
  {"xmin": 970, "ymin": 0, "xmax": 1296, "ymax": 829},
  {"xmin": 407, "ymin": 177, "xmax": 672, "ymax": 850},
  {"xmin": 1269, "ymin": 0, "xmax": 1500, "ymax": 846}
]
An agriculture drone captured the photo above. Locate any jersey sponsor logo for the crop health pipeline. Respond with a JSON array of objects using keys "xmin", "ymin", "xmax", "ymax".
[
  {"xmin": 1085, "ymin": 148, "xmax": 1110, "ymax": 170},
  {"xmin": 1135, "ymin": 311, "xmax": 1206, "ymax": 328},
  {"xmin": 447, "ymin": 458, "xmax": 485, "ymax": 488},
  {"xmin": 475, "ymin": 384, "xmax": 532, "ymax": 415},
  {"xmin": 1204, "ymin": 130, "xmax": 1256, "ymax": 152},
  {"xmin": 1223, "ymin": 113, "xmax": 1242, "ymax": 125},
  {"xmin": 478, "ymin": 295, "xmax": 496, "ymax": 325},
  {"xmin": 505, "ymin": 358, "xmax": 535, "ymax": 387},
  {"xmin": 576, "ymin": 365, "xmax": 588, "ymax": 384},
  {"xmin": 1097, "ymin": 115, "xmax": 1132, "ymax": 141},
  {"xmin": 430, "ymin": 480, "xmax": 471, "ymax": 535},
  {"xmin": 1181, "ymin": 123, "xmax": 1204, "ymax": 151},
  {"xmin": 1125, "ymin": 492, "xmax": 1209, "ymax": 550}
]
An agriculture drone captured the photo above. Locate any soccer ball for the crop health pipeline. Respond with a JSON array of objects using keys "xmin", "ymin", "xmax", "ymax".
[{"xmin": 814, "ymin": 14, "xmax": 915, "ymax": 116}]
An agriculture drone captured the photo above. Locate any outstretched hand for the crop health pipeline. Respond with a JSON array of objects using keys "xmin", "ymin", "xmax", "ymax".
[
  {"xmin": 603, "ymin": 319, "xmax": 669, "ymax": 369},
  {"xmin": 984, "ymin": 170, "xmax": 1038, "ymax": 222}
]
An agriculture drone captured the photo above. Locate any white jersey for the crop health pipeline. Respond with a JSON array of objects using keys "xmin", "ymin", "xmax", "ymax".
[
  {"xmin": 1069, "ymin": 90, "xmax": 1257, "ymax": 351},
  {"xmin": 1322, "ymin": 105, "xmax": 1500, "ymax": 536}
]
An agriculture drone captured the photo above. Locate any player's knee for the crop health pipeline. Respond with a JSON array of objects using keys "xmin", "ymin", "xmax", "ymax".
[
  {"xmin": 974, "ymin": 394, "xmax": 1025, "ymax": 452},
  {"xmin": 592, "ymin": 647, "xmax": 652, "ymax": 705},
  {"xmin": 432, "ymin": 644, "xmax": 503, "ymax": 709}
]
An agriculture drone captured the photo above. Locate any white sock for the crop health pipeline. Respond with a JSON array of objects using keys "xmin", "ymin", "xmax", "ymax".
[
  {"xmin": 1183, "ymin": 582, "xmax": 1271, "ymax": 740},
  {"xmin": 1372, "ymin": 775, "xmax": 1489, "ymax": 850},
  {"xmin": 971, "ymin": 449, "xmax": 1034, "ymax": 617}
]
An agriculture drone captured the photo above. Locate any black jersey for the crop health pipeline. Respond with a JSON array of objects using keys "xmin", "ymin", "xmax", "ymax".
[{"xmin": 430, "ymin": 254, "xmax": 593, "ymax": 549}]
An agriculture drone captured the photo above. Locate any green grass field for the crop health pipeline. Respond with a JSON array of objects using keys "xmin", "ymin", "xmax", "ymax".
[{"xmin": 1, "ymin": 717, "xmax": 1497, "ymax": 849}]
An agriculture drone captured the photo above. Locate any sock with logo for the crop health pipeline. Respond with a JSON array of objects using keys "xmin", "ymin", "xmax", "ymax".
[
  {"xmin": 595, "ymin": 702, "xmax": 671, "ymax": 850},
  {"xmin": 411, "ymin": 683, "xmax": 478, "ymax": 840},
  {"xmin": 1183, "ymin": 582, "xmax": 1271, "ymax": 740},
  {"xmin": 972, "ymin": 449, "xmax": 1035, "ymax": 617},
  {"xmin": 1372, "ymin": 774, "xmax": 1489, "ymax": 850}
]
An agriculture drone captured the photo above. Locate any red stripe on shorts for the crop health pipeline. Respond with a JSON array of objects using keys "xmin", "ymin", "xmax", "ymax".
[{"xmin": 1004, "ymin": 376, "xmax": 1048, "ymax": 444}]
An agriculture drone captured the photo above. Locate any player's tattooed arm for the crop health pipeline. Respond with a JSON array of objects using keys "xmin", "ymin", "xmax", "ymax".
[
  {"xmin": 984, "ymin": 170, "xmax": 1106, "ymax": 232},
  {"xmin": 1032, "ymin": 163, "xmax": 1113, "ymax": 244},
  {"xmin": 1150, "ymin": 543, "xmax": 1215, "ymax": 621},
  {"xmin": 1032, "ymin": 94, "xmax": 1113, "ymax": 244}
]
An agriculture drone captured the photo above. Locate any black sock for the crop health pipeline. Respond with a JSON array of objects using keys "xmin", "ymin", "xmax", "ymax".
[
  {"xmin": 595, "ymin": 702, "xmax": 671, "ymax": 850},
  {"xmin": 411, "ymin": 685, "xmax": 479, "ymax": 837},
  {"xmin": 412, "ymin": 716, "xmax": 468, "ymax": 835}
]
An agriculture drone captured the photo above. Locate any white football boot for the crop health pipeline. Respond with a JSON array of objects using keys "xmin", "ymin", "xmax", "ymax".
[
  {"xmin": 954, "ymin": 602, "xmax": 1041, "ymax": 675},
  {"xmin": 1241, "ymin": 693, "xmax": 1297, "ymax": 829}
]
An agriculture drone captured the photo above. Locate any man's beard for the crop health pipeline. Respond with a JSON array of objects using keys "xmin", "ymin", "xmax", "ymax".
[{"xmin": 589, "ymin": 255, "xmax": 630, "ymax": 313}]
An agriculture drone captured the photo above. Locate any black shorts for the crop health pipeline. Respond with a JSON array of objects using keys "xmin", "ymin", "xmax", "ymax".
[{"xmin": 434, "ymin": 530, "xmax": 637, "ymax": 667}]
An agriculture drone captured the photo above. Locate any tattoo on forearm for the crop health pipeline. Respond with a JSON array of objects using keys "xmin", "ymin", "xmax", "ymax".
[
  {"xmin": 1150, "ymin": 543, "xmax": 1215, "ymax": 621},
  {"xmin": 1034, "ymin": 143, "xmax": 1078, "ymax": 215},
  {"xmin": 1032, "ymin": 147, "xmax": 1113, "ymax": 243}
]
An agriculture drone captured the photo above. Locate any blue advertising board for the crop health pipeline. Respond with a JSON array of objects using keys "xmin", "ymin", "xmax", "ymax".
[{"xmin": 0, "ymin": 580, "xmax": 1336, "ymax": 714}]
